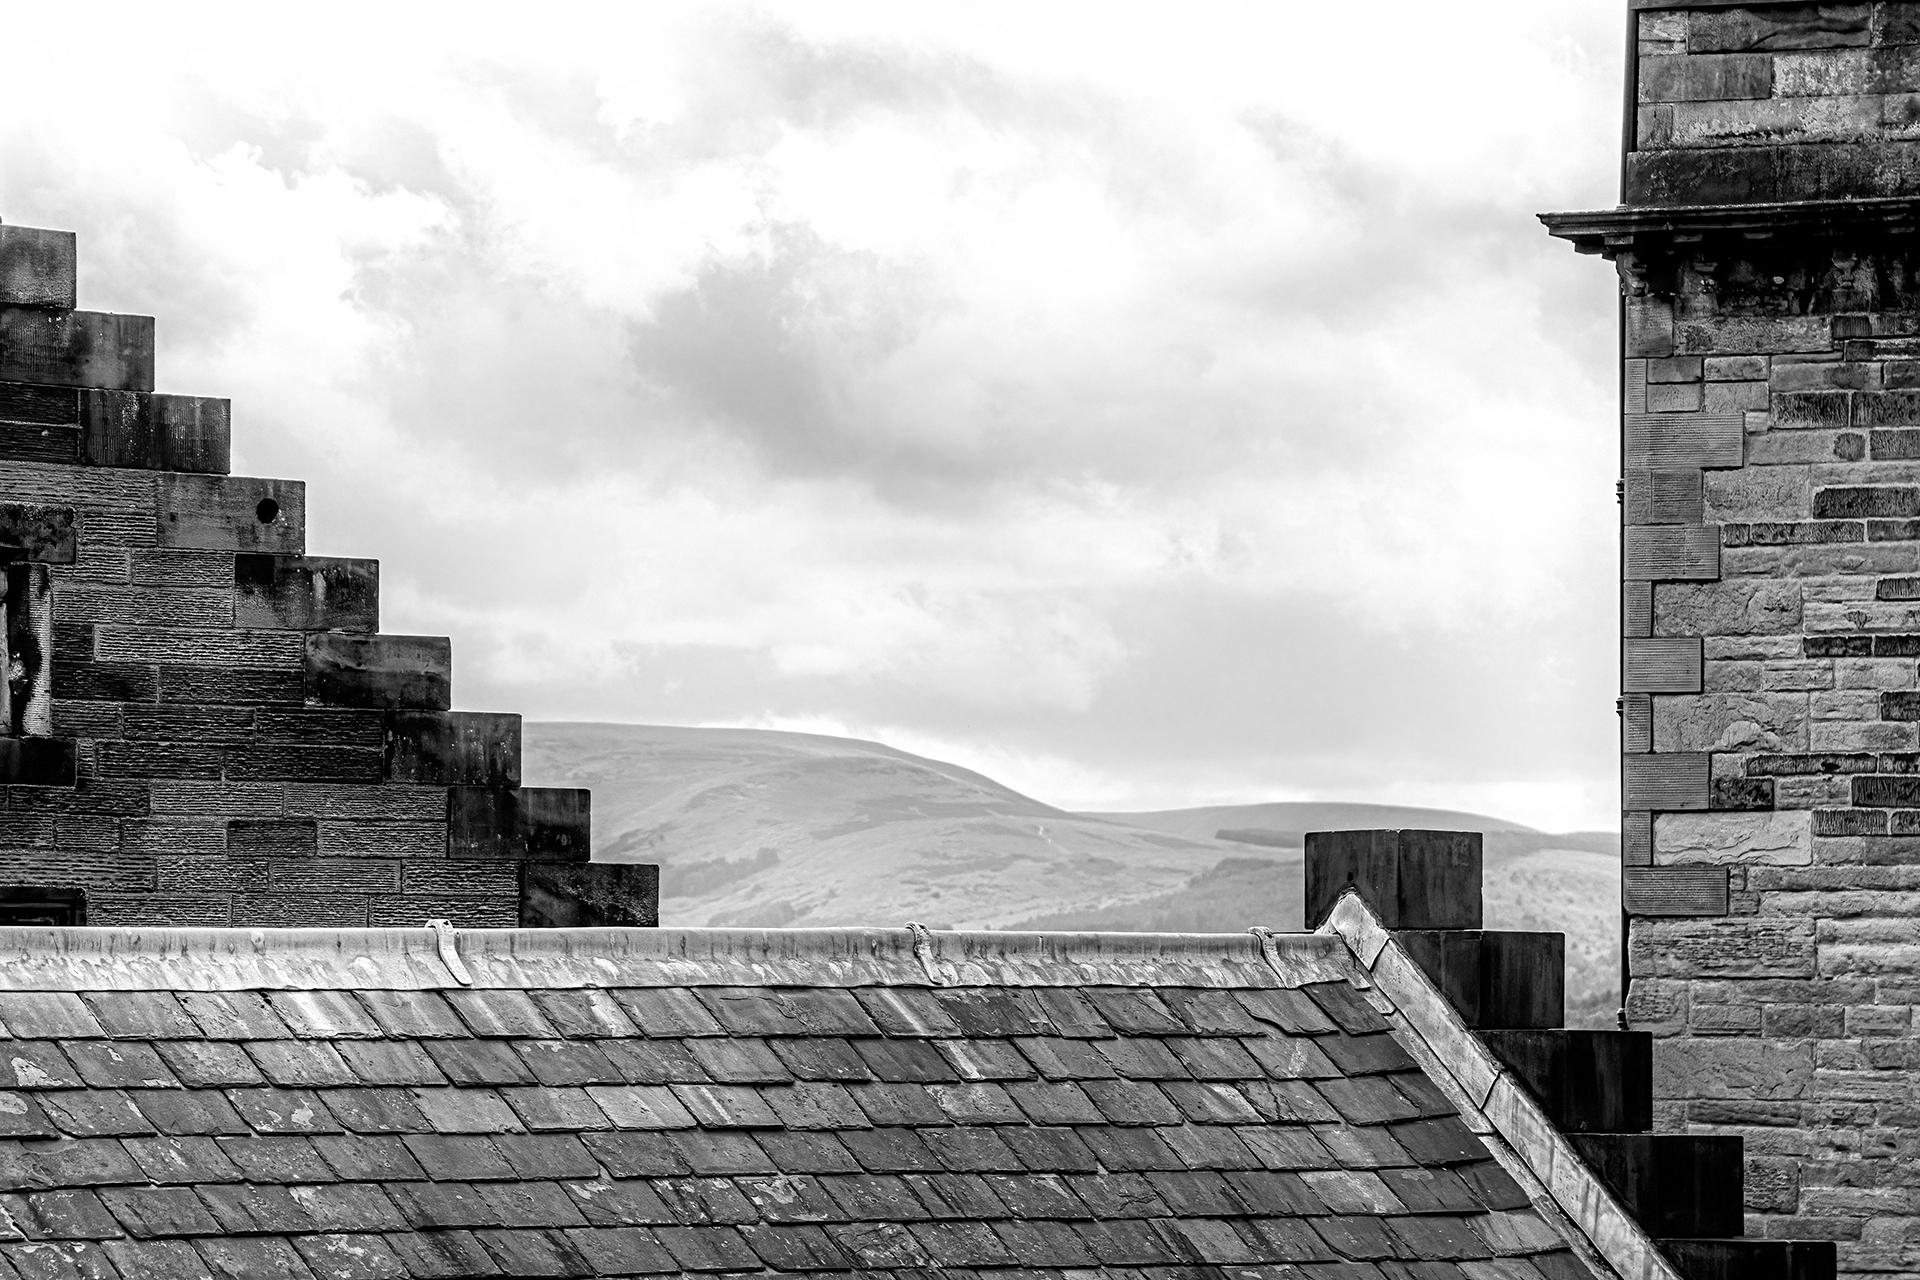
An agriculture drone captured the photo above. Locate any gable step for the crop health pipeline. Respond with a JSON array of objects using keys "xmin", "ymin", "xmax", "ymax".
[
  {"xmin": 1480, "ymin": 1029, "xmax": 1654, "ymax": 1132},
  {"xmin": 1661, "ymin": 1239, "xmax": 1836, "ymax": 1280},
  {"xmin": 1568, "ymin": 1134, "xmax": 1746, "ymax": 1238},
  {"xmin": 1395, "ymin": 928, "xmax": 1566, "ymax": 1028}
]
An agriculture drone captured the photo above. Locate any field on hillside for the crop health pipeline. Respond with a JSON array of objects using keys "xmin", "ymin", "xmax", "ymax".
[{"xmin": 522, "ymin": 722, "xmax": 1621, "ymax": 1026}]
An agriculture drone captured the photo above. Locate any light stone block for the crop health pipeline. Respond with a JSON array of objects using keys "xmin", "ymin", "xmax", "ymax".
[
  {"xmin": 1654, "ymin": 1037, "xmax": 1813, "ymax": 1101},
  {"xmin": 1703, "ymin": 465, "xmax": 1811, "ymax": 521},
  {"xmin": 1655, "ymin": 811, "xmax": 1814, "ymax": 867},
  {"xmin": 1653, "ymin": 692, "xmax": 1808, "ymax": 753},
  {"xmin": 1834, "ymin": 659, "xmax": 1919, "ymax": 690},
  {"xmin": 1654, "ymin": 580, "xmax": 1801, "ymax": 635}
]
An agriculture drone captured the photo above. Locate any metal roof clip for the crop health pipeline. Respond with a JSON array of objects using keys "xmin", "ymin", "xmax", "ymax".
[
  {"xmin": 425, "ymin": 918, "xmax": 474, "ymax": 986},
  {"xmin": 905, "ymin": 921, "xmax": 956, "ymax": 987}
]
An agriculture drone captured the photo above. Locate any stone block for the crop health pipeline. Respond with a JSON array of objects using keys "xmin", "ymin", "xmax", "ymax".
[
  {"xmin": 1853, "ymin": 388, "xmax": 1920, "ymax": 427},
  {"xmin": 519, "ymin": 862, "xmax": 659, "ymax": 928},
  {"xmin": 0, "ymin": 423, "xmax": 80, "ymax": 464},
  {"xmin": 1624, "ymin": 811, "xmax": 1654, "ymax": 866},
  {"xmin": 1656, "ymin": 811, "xmax": 1815, "ymax": 866},
  {"xmin": 0, "ymin": 227, "xmax": 76, "ymax": 309},
  {"xmin": 155, "ymin": 475, "xmax": 304, "ymax": 554},
  {"xmin": 1480, "ymin": 1030, "xmax": 1653, "ymax": 1133},
  {"xmin": 1707, "ymin": 355, "xmax": 1770, "ymax": 382},
  {"xmin": 0, "ymin": 307, "xmax": 153, "ymax": 391},
  {"xmin": 1626, "ymin": 751, "xmax": 1711, "ymax": 810},
  {"xmin": 226, "ymin": 820, "xmax": 319, "ymax": 859},
  {"xmin": 385, "ymin": 711, "xmax": 520, "ymax": 786},
  {"xmin": 448, "ymin": 786, "xmax": 591, "ymax": 861},
  {"xmin": 1660, "ymin": 1241, "xmax": 1837, "ymax": 1279},
  {"xmin": 1568, "ymin": 1133, "xmax": 1746, "ymax": 1236},
  {"xmin": 1640, "ymin": 52, "xmax": 1773, "ymax": 101},
  {"xmin": 1654, "ymin": 692, "xmax": 1809, "ymax": 753},
  {"xmin": 1626, "ymin": 412, "xmax": 1745, "ymax": 469},
  {"xmin": 1626, "ymin": 523, "xmax": 1721, "ymax": 580},
  {"xmin": 1394, "ymin": 930, "xmax": 1564, "ymax": 1029},
  {"xmin": 1302, "ymin": 829, "xmax": 1481, "ymax": 930},
  {"xmin": 1625, "ymin": 468, "xmax": 1704, "ymax": 524},
  {"xmin": 1654, "ymin": 580, "xmax": 1801, "ymax": 635},
  {"xmin": 0, "ymin": 504, "xmax": 75, "ymax": 564},
  {"xmin": 234, "ymin": 555, "xmax": 377, "ymax": 632},
  {"xmin": 1625, "ymin": 581, "xmax": 1653, "ymax": 637},
  {"xmin": 80, "ymin": 391, "xmax": 230, "ymax": 474},
  {"xmin": 1631, "ymin": 917, "xmax": 1818, "ymax": 978},
  {"xmin": 1648, "ymin": 380, "xmax": 1705, "ymax": 412},
  {"xmin": 1625, "ymin": 638, "xmax": 1703, "ymax": 693},
  {"xmin": 303, "ymin": 634, "xmax": 450, "ymax": 711},
  {"xmin": 1691, "ymin": 5, "xmax": 1870, "ymax": 52},
  {"xmin": 1627, "ymin": 297, "xmax": 1675, "ymax": 357},
  {"xmin": 1624, "ymin": 866, "xmax": 1731, "ymax": 915},
  {"xmin": 0, "ymin": 736, "xmax": 76, "ymax": 786},
  {"xmin": 1658, "ymin": 94, "xmax": 1882, "ymax": 150},
  {"xmin": 1624, "ymin": 693, "xmax": 1653, "ymax": 752}
]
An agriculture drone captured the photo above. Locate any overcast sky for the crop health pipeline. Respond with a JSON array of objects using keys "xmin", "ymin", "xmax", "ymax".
[{"xmin": 2, "ymin": 3, "xmax": 1627, "ymax": 830}]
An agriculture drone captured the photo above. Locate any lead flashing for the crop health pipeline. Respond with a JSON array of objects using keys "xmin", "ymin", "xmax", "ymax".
[{"xmin": 0, "ymin": 924, "xmax": 1351, "ymax": 992}]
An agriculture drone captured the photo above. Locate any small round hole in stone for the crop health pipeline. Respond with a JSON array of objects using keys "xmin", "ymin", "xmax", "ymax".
[{"xmin": 256, "ymin": 498, "xmax": 280, "ymax": 524}]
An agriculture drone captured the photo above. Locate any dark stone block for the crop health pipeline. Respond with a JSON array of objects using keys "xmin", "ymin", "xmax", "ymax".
[
  {"xmin": 0, "ymin": 887, "xmax": 85, "ymax": 925},
  {"xmin": 1395, "ymin": 930, "xmax": 1565, "ymax": 1029},
  {"xmin": 520, "ymin": 861, "xmax": 658, "ymax": 927},
  {"xmin": 1690, "ymin": 4, "xmax": 1869, "ymax": 52},
  {"xmin": 227, "ymin": 820, "xmax": 318, "ymax": 858},
  {"xmin": 1659, "ymin": 1240, "xmax": 1835, "ymax": 1280},
  {"xmin": 0, "ymin": 307, "xmax": 154, "ymax": 391},
  {"xmin": 0, "ymin": 423, "xmax": 79, "ymax": 463},
  {"xmin": 0, "ymin": 226, "xmax": 76, "ymax": 309},
  {"xmin": 80, "ymin": 391, "xmax": 230, "ymax": 474},
  {"xmin": 0, "ymin": 736, "xmax": 76, "ymax": 786},
  {"xmin": 1568, "ymin": 1134, "xmax": 1745, "ymax": 1238},
  {"xmin": 1813, "ymin": 486, "xmax": 1920, "ymax": 519},
  {"xmin": 156, "ymin": 666, "xmax": 303, "ymax": 706},
  {"xmin": 1479, "ymin": 1030, "xmax": 1652, "ymax": 1133},
  {"xmin": 1711, "ymin": 775, "xmax": 1775, "ymax": 810},
  {"xmin": 1622, "ymin": 866, "xmax": 1731, "ymax": 917},
  {"xmin": 387, "ymin": 711, "xmax": 520, "ymax": 786},
  {"xmin": 303, "ymin": 634, "xmax": 450, "ymax": 711},
  {"xmin": 54, "ymin": 662, "xmax": 158, "ymax": 703},
  {"xmin": 235, "ymin": 555, "xmax": 378, "ymax": 632},
  {"xmin": 449, "ymin": 787, "xmax": 590, "ymax": 861},
  {"xmin": 224, "ymin": 744, "xmax": 383, "ymax": 784},
  {"xmin": 1303, "ymin": 829, "xmax": 1482, "ymax": 929},
  {"xmin": 155, "ymin": 475, "xmax": 303, "ymax": 553},
  {"xmin": 1856, "ymin": 773, "xmax": 1920, "ymax": 805},
  {"xmin": 0, "ymin": 504, "xmax": 75, "ymax": 563},
  {"xmin": 0, "ymin": 382, "xmax": 76, "ymax": 425}
]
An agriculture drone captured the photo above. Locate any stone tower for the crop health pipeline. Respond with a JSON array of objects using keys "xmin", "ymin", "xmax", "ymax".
[
  {"xmin": 0, "ymin": 219, "xmax": 657, "ymax": 929},
  {"xmin": 1546, "ymin": 2, "xmax": 1920, "ymax": 1269}
]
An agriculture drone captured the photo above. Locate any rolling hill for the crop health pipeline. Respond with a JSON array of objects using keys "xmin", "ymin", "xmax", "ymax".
[{"xmin": 522, "ymin": 722, "xmax": 1621, "ymax": 1026}]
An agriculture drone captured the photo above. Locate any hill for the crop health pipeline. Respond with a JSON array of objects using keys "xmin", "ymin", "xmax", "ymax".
[{"xmin": 522, "ymin": 722, "xmax": 1620, "ymax": 1025}]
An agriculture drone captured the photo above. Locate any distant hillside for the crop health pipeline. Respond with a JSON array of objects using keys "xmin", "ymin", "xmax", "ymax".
[{"xmin": 523, "ymin": 722, "xmax": 1620, "ymax": 1025}]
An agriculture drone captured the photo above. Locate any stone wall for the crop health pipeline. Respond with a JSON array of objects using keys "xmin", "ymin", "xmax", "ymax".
[
  {"xmin": 1551, "ymin": 2, "xmax": 1920, "ymax": 1273},
  {"xmin": 0, "ymin": 219, "xmax": 657, "ymax": 929}
]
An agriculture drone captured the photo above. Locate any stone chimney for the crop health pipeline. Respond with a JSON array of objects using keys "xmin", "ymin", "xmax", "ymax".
[{"xmin": 1545, "ymin": 2, "xmax": 1920, "ymax": 1268}]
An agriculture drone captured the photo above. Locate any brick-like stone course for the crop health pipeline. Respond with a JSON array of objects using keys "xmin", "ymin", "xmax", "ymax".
[{"xmin": 0, "ymin": 219, "xmax": 654, "ymax": 929}]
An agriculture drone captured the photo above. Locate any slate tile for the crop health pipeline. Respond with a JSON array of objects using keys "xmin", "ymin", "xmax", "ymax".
[
  {"xmin": 214, "ymin": 1135, "xmax": 332, "ymax": 1183},
  {"xmin": 695, "ymin": 989, "xmax": 813, "ymax": 1038},
  {"xmin": 401, "ymin": 1134, "xmax": 515, "ymax": 1181},
  {"xmin": 686, "ymin": 1038, "xmax": 787, "ymax": 1084},
  {"xmin": 37, "ymin": 1093, "xmax": 151, "ymax": 1139},
  {"xmin": 79, "ymin": 994, "xmax": 197, "ymax": 1041},
  {"xmin": 1083, "ymin": 990, "xmax": 1185, "ymax": 1036},
  {"xmin": 606, "ymin": 988, "xmax": 727, "ymax": 1038},
  {"xmin": 732, "ymin": 1173, "xmax": 841, "ymax": 1223},
  {"xmin": 853, "ymin": 989, "xmax": 962, "ymax": 1037},
  {"xmin": 474, "ymin": 1227, "xmax": 593, "ymax": 1277},
  {"xmin": 1159, "ymin": 1080, "xmax": 1263, "ymax": 1125},
  {"xmin": 0, "ymin": 1241, "xmax": 121, "ymax": 1280},
  {"xmin": 193, "ymin": 1235, "xmax": 319, "ymax": 1280},
  {"xmin": 1224, "ymin": 1170, "xmax": 1330, "ymax": 1216},
  {"xmin": 1236, "ymin": 1127, "xmax": 1336, "ymax": 1171},
  {"xmin": 1166, "ymin": 1037, "xmax": 1264, "ymax": 1081},
  {"xmin": 908, "ymin": 1219, "xmax": 1019, "ymax": 1267},
  {"xmin": 150, "ymin": 1043, "xmax": 262, "ymax": 1089},
  {"xmin": 990, "ymin": 1218, "xmax": 1101, "ymax": 1268},
  {"xmin": 1093, "ymin": 1038, "xmax": 1190, "ymax": 1080},
  {"xmin": 0, "ymin": 997, "xmax": 102, "ymax": 1041},
  {"xmin": 57, "ymin": 1046, "xmax": 172, "ymax": 1093},
  {"xmin": 853, "ymin": 1039, "xmax": 955, "ymax": 1083},
  {"xmin": 500, "ymin": 1087, "xmax": 609, "ymax": 1133},
  {"xmin": 768, "ymin": 1037, "xmax": 871, "ymax": 1082},
  {"xmin": 982, "ymin": 1171, "xmax": 1089, "ymax": 1219},
  {"xmin": 651, "ymin": 1224, "xmax": 760, "ymax": 1272},
  {"xmin": 661, "ymin": 1130, "xmax": 774, "ymax": 1176},
  {"xmin": 817, "ymin": 1172, "xmax": 925, "ymax": 1221},
  {"xmin": 899, "ymin": 1171, "xmax": 1007, "ymax": 1221},
  {"xmin": 528, "ymin": 990, "xmax": 639, "ymax": 1040},
  {"xmin": 99, "ymin": 1240, "xmax": 203, "ymax": 1280},
  {"xmin": 1164, "ymin": 1124, "xmax": 1262, "ymax": 1170},
  {"xmin": 1145, "ymin": 1169, "xmax": 1248, "ymax": 1216},
  {"xmin": 310, "ymin": 1134, "xmax": 427, "ymax": 1182},
  {"xmin": 559, "ymin": 1177, "xmax": 674, "ymax": 1227},
  {"xmin": 922, "ymin": 1126, "xmax": 1023, "ymax": 1173},
  {"xmin": 934, "ymin": 989, "xmax": 1049, "ymax": 1038},
  {"xmin": 288, "ymin": 1233, "xmax": 409, "ymax": 1280},
  {"xmin": 938, "ymin": 1040, "xmax": 1034, "ymax": 1082},
  {"xmin": 1246, "ymin": 1036, "xmax": 1344, "ymax": 1081},
  {"xmin": 1388, "ymin": 1072, "xmax": 1455, "ymax": 1120},
  {"xmin": 244, "ymin": 1042, "xmax": 356, "ymax": 1089},
  {"xmin": 266, "ymin": 991, "xmax": 382, "ymax": 1040},
  {"xmin": 334, "ymin": 1041, "xmax": 444, "ymax": 1087},
  {"xmin": 119, "ymin": 1135, "xmax": 242, "ymax": 1184},
  {"xmin": 1376, "ymin": 1167, "xmax": 1482, "ymax": 1215},
  {"xmin": 122, "ymin": 1091, "xmax": 246, "ymax": 1136},
  {"xmin": 737, "ymin": 1221, "xmax": 850, "ymax": 1270},
  {"xmin": 1014, "ymin": 1037, "xmax": 1118, "ymax": 1081},
  {"xmin": 650, "ymin": 1177, "xmax": 756, "ymax": 1225},
  {"xmin": 286, "ymin": 1184, "xmax": 408, "ymax": 1234},
  {"xmin": 419, "ymin": 1040, "xmax": 532, "ymax": 1087},
  {"xmin": 1389, "ymin": 1118, "xmax": 1486, "ymax": 1167},
  {"xmin": 1071, "ymin": 1126, "xmax": 1185, "ymax": 1172},
  {"xmin": 598, "ymin": 1039, "xmax": 707, "ymax": 1085},
  {"xmin": 1303, "ymin": 983, "xmax": 1391, "ymax": 1036},
  {"xmin": 1301, "ymin": 1170, "xmax": 1408, "ymax": 1215},
  {"xmin": 1319, "ymin": 1034, "xmax": 1418, "ymax": 1077},
  {"xmin": 766, "ymin": 1081, "xmax": 870, "ymax": 1130},
  {"xmin": 753, "ymin": 1130, "xmax": 860, "ymax": 1175},
  {"xmin": 442, "ymin": 991, "xmax": 557, "ymax": 1039},
  {"xmin": 1239, "ymin": 1216, "xmax": 1340, "ymax": 1263},
  {"xmin": 1028, "ymin": 988, "xmax": 1112, "ymax": 1038},
  {"xmin": 352, "ymin": 990, "xmax": 467, "ymax": 1039},
  {"xmin": 314, "ymin": 1088, "xmax": 427, "ymax": 1135},
  {"xmin": 825, "ymin": 1220, "xmax": 932, "ymax": 1267},
  {"xmin": 1239, "ymin": 1078, "xmax": 1342, "ymax": 1122},
  {"xmin": 1316, "ymin": 1124, "xmax": 1415, "ymax": 1170},
  {"xmin": 513, "ymin": 1041, "xmax": 622, "ymax": 1087},
  {"xmin": 99, "ymin": 1185, "xmax": 220, "ymax": 1236},
  {"xmin": 1159, "ymin": 988, "xmax": 1269, "ymax": 1036},
  {"xmin": 1311, "ymin": 1214, "xmax": 1399, "ymax": 1261},
  {"xmin": 1165, "ymin": 1217, "xmax": 1263, "ymax": 1265},
  {"xmin": 1390, "ymin": 1215, "xmax": 1496, "ymax": 1261},
  {"xmin": 582, "ymin": 1085, "xmax": 695, "ymax": 1130},
  {"xmin": 1007, "ymin": 1081, "xmax": 1105, "ymax": 1125},
  {"xmin": 564, "ymin": 1225, "xmax": 677, "ymax": 1274},
  {"xmin": 18, "ymin": 1189, "xmax": 122, "ymax": 1240},
  {"xmin": 1233, "ymin": 989, "xmax": 1339, "ymax": 1036},
  {"xmin": 1078, "ymin": 1079, "xmax": 1183, "ymax": 1127},
  {"xmin": 780, "ymin": 989, "xmax": 884, "ymax": 1036},
  {"xmin": 1072, "ymin": 1218, "xmax": 1186, "ymax": 1266},
  {"xmin": 372, "ymin": 1230, "xmax": 497, "ymax": 1279},
  {"xmin": 1457, "ymin": 1161, "xmax": 1530, "ymax": 1212},
  {"xmin": 1001, "ymin": 1125, "xmax": 1100, "ymax": 1173},
  {"xmin": 0, "ymin": 1047, "xmax": 82, "ymax": 1091},
  {"xmin": 384, "ymin": 1181, "xmax": 494, "ymax": 1230},
  {"xmin": 477, "ymin": 1180, "xmax": 587, "ymax": 1229},
  {"xmin": 838, "ymin": 1126, "xmax": 942, "ymax": 1174},
  {"xmin": 1316, "ymin": 1076, "xmax": 1425, "ymax": 1126},
  {"xmin": 178, "ymin": 992, "xmax": 292, "ymax": 1041}
]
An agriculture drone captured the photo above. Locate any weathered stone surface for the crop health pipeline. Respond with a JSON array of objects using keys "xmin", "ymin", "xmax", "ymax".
[
  {"xmin": 1631, "ymin": 917, "xmax": 1818, "ymax": 979},
  {"xmin": 1627, "ymin": 523, "xmax": 1722, "ymax": 580},
  {"xmin": 234, "ymin": 554, "xmax": 377, "ymax": 632},
  {"xmin": 1690, "ymin": 4, "xmax": 1871, "ymax": 53},
  {"xmin": 1654, "ymin": 580, "xmax": 1802, "ymax": 635},
  {"xmin": 0, "ymin": 307, "xmax": 153, "ymax": 392},
  {"xmin": 519, "ymin": 861, "xmax": 659, "ymax": 928},
  {"xmin": 1704, "ymin": 465, "xmax": 1813, "ymax": 521},
  {"xmin": 155, "ymin": 475, "xmax": 303, "ymax": 554},
  {"xmin": 1656, "ymin": 811, "xmax": 1815, "ymax": 866},
  {"xmin": 303, "ymin": 633, "xmax": 450, "ymax": 710},
  {"xmin": 1654, "ymin": 691, "xmax": 1809, "ymax": 753},
  {"xmin": 0, "ymin": 226, "xmax": 76, "ymax": 309},
  {"xmin": 1655, "ymin": 1038, "xmax": 1815, "ymax": 1102},
  {"xmin": 0, "ymin": 504, "xmax": 75, "ymax": 564}
]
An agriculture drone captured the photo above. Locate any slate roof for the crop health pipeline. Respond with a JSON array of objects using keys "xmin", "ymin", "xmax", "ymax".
[{"xmin": 0, "ymin": 926, "xmax": 1599, "ymax": 1280}]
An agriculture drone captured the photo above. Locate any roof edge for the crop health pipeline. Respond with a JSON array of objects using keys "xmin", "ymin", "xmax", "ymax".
[
  {"xmin": 1319, "ymin": 892, "xmax": 1680, "ymax": 1280},
  {"xmin": 0, "ymin": 924, "xmax": 1353, "ymax": 992}
]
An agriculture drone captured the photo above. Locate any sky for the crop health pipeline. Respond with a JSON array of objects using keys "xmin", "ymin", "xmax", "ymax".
[{"xmin": 0, "ymin": 2, "xmax": 1628, "ymax": 830}]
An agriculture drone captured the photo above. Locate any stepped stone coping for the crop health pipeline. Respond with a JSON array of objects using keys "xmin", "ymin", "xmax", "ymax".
[
  {"xmin": 1321, "ymin": 889, "xmax": 1685, "ymax": 1280},
  {"xmin": 0, "ymin": 924, "xmax": 1355, "ymax": 993},
  {"xmin": 1541, "ymin": 197, "xmax": 1920, "ymax": 254}
]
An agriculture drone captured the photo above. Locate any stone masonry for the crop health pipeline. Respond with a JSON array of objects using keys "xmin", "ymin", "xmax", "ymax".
[
  {"xmin": 0, "ymin": 219, "xmax": 657, "ymax": 930},
  {"xmin": 1546, "ymin": 2, "xmax": 1920, "ymax": 1273}
]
